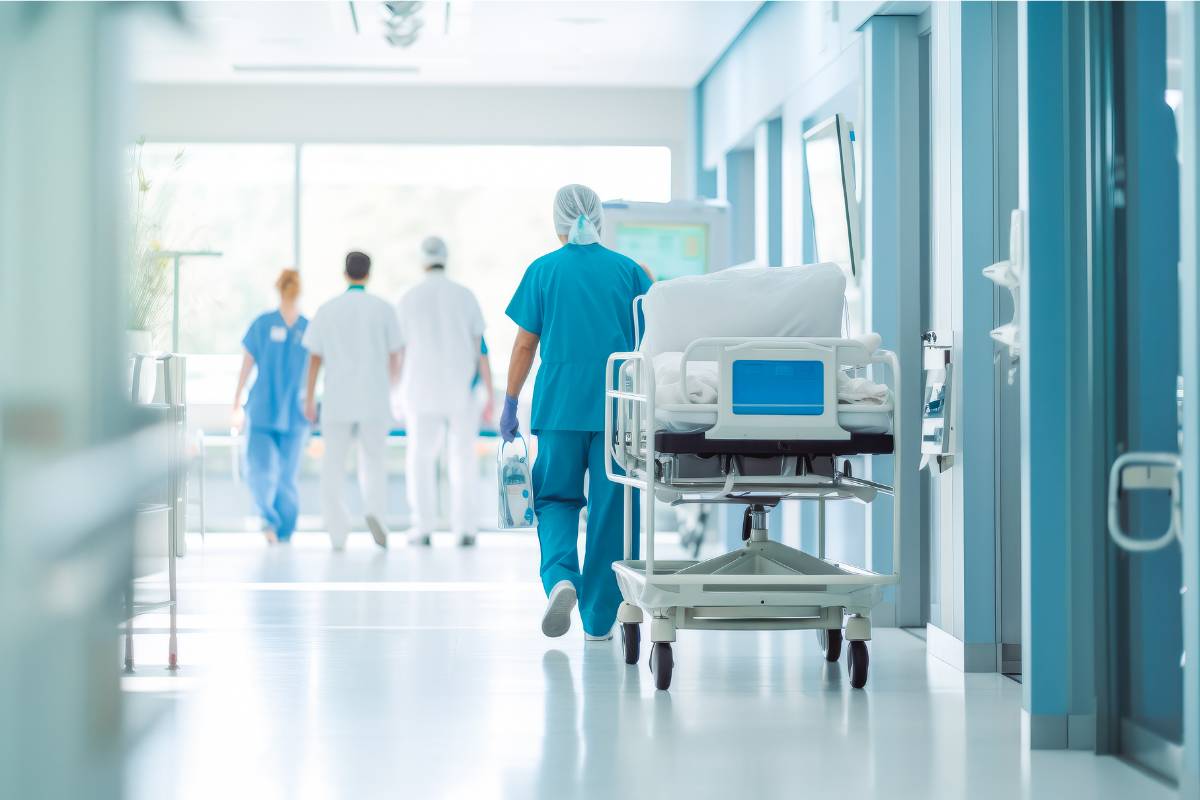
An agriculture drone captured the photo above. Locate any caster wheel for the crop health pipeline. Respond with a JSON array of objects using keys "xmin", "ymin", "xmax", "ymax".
[
  {"xmin": 649, "ymin": 642, "xmax": 674, "ymax": 690},
  {"xmin": 621, "ymin": 623, "xmax": 641, "ymax": 665},
  {"xmin": 847, "ymin": 640, "xmax": 869, "ymax": 689},
  {"xmin": 816, "ymin": 628, "xmax": 842, "ymax": 662}
]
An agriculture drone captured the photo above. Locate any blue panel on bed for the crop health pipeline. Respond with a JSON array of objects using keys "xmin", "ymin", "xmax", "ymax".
[{"xmin": 731, "ymin": 360, "xmax": 824, "ymax": 415}]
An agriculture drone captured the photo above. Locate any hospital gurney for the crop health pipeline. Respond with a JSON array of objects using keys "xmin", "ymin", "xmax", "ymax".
[{"xmin": 605, "ymin": 332, "xmax": 902, "ymax": 691}]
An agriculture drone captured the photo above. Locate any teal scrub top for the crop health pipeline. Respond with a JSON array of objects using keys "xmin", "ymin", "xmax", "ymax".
[
  {"xmin": 242, "ymin": 310, "xmax": 309, "ymax": 433},
  {"xmin": 506, "ymin": 243, "xmax": 652, "ymax": 432}
]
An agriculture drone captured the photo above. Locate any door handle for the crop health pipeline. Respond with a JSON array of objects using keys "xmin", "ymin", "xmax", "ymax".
[{"xmin": 1107, "ymin": 452, "xmax": 1182, "ymax": 552}]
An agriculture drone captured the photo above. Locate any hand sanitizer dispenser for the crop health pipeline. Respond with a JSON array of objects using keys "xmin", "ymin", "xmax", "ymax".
[{"xmin": 982, "ymin": 210, "xmax": 1024, "ymax": 384}]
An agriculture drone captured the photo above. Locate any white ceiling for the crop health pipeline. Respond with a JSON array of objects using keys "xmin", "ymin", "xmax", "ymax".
[{"xmin": 131, "ymin": 1, "xmax": 761, "ymax": 88}]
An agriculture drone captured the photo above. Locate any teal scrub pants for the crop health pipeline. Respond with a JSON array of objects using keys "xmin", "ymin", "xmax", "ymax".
[
  {"xmin": 533, "ymin": 430, "xmax": 639, "ymax": 637},
  {"xmin": 246, "ymin": 426, "xmax": 307, "ymax": 541}
]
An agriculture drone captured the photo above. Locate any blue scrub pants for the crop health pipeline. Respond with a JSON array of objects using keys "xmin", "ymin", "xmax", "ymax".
[
  {"xmin": 246, "ymin": 426, "xmax": 307, "ymax": 541},
  {"xmin": 533, "ymin": 430, "xmax": 639, "ymax": 636}
]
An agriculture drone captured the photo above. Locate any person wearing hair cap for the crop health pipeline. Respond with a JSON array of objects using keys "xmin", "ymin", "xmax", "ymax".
[
  {"xmin": 233, "ymin": 269, "xmax": 310, "ymax": 545},
  {"xmin": 396, "ymin": 236, "xmax": 491, "ymax": 546},
  {"xmin": 503, "ymin": 184, "xmax": 653, "ymax": 641}
]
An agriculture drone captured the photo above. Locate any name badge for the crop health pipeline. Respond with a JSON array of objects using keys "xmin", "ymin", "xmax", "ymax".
[{"xmin": 270, "ymin": 326, "xmax": 288, "ymax": 342}]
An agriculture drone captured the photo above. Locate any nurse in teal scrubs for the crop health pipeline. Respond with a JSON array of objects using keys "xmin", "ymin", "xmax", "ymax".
[
  {"xmin": 502, "ymin": 184, "xmax": 652, "ymax": 640},
  {"xmin": 233, "ymin": 269, "xmax": 309, "ymax": 544}
]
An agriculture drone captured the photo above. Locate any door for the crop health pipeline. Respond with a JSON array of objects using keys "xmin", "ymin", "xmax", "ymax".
[{"xmin": 1097, "ymin": 1, "xmax": 1186, "ymax": 782}]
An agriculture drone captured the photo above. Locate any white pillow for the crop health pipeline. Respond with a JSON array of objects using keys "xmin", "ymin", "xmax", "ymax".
[{"xmin": 639, "ymin": 262, "xmax": 846, "ymax": 358}]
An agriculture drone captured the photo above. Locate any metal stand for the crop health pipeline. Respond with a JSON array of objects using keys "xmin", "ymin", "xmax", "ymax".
[
  {"xmin": 125, "ymin": 353, "xmax": 186, "ymax": 672},
  {"xmin": 157, "ymin": 249, "xmax": 221, "ymax": 353}
]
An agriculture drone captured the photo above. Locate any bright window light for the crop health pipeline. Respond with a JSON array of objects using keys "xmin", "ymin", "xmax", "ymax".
[
  {"xmin": 299, "ymin": 144, "xmax": 671, "ymax": 380},
  {"xmin": 140, "ymin": 143, "xmax": 671, "ymax": 408}
]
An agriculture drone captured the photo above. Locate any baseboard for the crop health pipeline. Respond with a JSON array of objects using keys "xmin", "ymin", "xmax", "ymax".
[
  {"xmin": 925, "ymin": 623, "xmax": 998, "ymax": 672},
  {"xmin": 1069, "ymin": 714, "xmax": 1097, "ymax": 751},
  {"xmin": 1025, "ymin": 710, "xmax": 1069, "ymax": 749},
  {"xmin": 1022, "ymin": 710, "xmax": 1097, "ymax": 751}
]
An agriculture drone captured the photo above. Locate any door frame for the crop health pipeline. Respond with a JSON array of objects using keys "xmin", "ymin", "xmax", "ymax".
[{"xmin": 1177, "ymin": 3, "xmax": 1200, "ymax": 795}]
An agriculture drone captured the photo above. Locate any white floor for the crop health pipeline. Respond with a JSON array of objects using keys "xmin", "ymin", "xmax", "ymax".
[{"xmin": 124, "ymin": 533, "xmax": 1173, "ymax": 800}]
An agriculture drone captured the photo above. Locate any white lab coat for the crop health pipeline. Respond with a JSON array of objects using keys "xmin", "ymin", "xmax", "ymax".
[
  {"xmin": 396, "ymin": 271, "xmax": 486, "ymax": 536},
  {"xmin": 396, "ymin": 271, "xmax": 485, "ymax": 416},
  {"xmin": 303, "ymin": 288, "xmax": 403, "ymax": 424},
  {"xmin": 302, "ymin": 288, "xmax": 402, "ymax": 548}
]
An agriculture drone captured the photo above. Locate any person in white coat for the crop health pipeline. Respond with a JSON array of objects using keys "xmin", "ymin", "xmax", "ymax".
[
  {"xmin": 303, "ymin": 251, "xmax": 403, "ymax": 551},
  {"xmin": 397, "ymin": 237, "xmax": 492, "ymax": 546}
]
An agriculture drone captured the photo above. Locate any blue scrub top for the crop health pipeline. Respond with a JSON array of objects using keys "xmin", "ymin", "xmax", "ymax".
[
  {"xmin": 242, "ymin": 310, "xmax": 309, "ymax": 432},
  {"xmin": 506, "ymin": 244, "xmax": 652, "ymax": 432},
  {"xmin": 471, "ymin": 337, "xmax": 488, "ymax": 389}
]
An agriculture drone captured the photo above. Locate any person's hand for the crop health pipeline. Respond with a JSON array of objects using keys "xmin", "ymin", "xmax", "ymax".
[
  {"xmin": 231, "ymin": 406, "xmax": 245, "ymax": 432},
  {"xmin": 305, "ymin": 397, "xmax": 318, "ymax": 425},
  {"xmin": 500, "ymin": 395, "xmax": 519, "ymax": 443}
]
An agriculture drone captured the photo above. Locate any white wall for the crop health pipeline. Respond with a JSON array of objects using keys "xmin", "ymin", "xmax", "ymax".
[
  {"xmin": 700, "ymin": 1, "xmax": 886, "ymax": 171},
  {"xmin": 134, "ymin": 83, "xmax": 696, "ymax": 198}
]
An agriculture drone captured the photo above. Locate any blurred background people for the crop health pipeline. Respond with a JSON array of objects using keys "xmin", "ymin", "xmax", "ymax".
[
  {"xmin": 303, "ymin": 251, "xmax": 402, "ymax": 551},
  {"xmin": 502, "ymin": 184, "xmax": 652, "ymax": 640},
  {"xmin": 397, "ymin": 236, "xmax": 491, "ymax": 547},
  {"xmin": 231, "ymin": 268, "xmax": 309, "ymax": 544}
]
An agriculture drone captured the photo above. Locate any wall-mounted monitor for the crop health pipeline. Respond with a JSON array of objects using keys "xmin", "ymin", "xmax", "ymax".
[
  {"xmin": 803, "ymin": 113, "xmax": 861, "ymax": 283},
  {"xmin": 602, "ymin": 200, "xmax": 730, "ymax": 279}
]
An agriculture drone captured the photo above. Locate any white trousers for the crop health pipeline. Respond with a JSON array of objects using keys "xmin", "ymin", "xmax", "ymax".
[
  {"xmin": 405, "ymin": 404, "xmax": 479, "ymax": 536},
  {"xmin": 321, "ymin": 419, "xmax": 390, "ymax": 549}
]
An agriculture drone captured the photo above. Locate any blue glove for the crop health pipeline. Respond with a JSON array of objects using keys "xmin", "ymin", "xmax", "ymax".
[{"xmin": 500, "ymin": 395, "xmax": 520, "ymax": 443}]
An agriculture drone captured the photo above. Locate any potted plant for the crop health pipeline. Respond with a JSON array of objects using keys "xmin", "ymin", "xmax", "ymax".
[{"xmin": 127, "ymin": 138, "xmax": 181, "ymax": 354}]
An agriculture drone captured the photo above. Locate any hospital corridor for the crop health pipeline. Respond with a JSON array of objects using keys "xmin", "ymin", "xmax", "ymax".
[{"xmin": 1, "ymin": 2, "xmax": 1198, "ymax": 799}]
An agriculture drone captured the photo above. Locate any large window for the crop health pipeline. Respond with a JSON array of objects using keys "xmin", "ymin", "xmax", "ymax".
[
  {"xmin": 141, "ymin": 142, "xmax": 671, "ymax": 406},
  {"xmin": 140, "ymin": 144, "xmax": 296, "ymax": 354},
  {"xmin": 300, "ymin": 145, "xmax": 671, "ymax": 378}
]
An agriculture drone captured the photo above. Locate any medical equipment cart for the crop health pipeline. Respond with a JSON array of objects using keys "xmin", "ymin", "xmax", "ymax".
[{"xmin": 606, "ymin": 337, "xmax": 903, "ymax": 690}]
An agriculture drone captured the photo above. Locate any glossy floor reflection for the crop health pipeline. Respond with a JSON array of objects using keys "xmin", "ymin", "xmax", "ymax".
[{"xmin": 124, "ymin": 533, "xmax": 1172, "ymax": 800}]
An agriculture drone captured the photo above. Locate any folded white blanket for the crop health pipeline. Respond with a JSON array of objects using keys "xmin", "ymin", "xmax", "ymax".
[
  {"xmin": 653, "ymin": 353, "xmax": 719, "ymax": 405},
  {"xmin": 652, "ymin": 352, "xmax": 889, "ymax": 407},
  {"xmin": 838, "ymin": 374, "xmax": 889, "ymax": 405}
]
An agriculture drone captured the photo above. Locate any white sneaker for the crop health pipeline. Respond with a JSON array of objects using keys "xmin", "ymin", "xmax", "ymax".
[
  {"xmin": 407, "ymin": 531, "xmax": 431, "ymax": 547},
  {"xmin": 584, "ymin": 629, "xmax": 613, "ymax": 642},
  {"xmin": 541, "ymin": 580, "xmax": 577, "ymax": 638},
  {"xmin": 365, "ymin": 515, "xmax": 389, "ymax": 549}
]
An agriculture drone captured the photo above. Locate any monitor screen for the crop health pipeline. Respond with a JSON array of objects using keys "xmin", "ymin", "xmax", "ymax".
[
  {"xmin": 803, "ymin": 115, "xmax": 860, "ymax": 279},
  {"xmin": 612, "ymin": 222, "xmax": 708, "ymax": 280}
]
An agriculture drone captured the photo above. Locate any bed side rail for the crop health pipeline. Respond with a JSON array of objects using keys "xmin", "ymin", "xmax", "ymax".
[{"xmin": 679, "ymin": 337, "xmax": 886, "ymax": 441}]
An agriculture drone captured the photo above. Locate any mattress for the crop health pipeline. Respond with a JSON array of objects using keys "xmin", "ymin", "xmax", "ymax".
[{"xmin": 653, "ymin": 403, "xmax": 893, "ymax": 435}]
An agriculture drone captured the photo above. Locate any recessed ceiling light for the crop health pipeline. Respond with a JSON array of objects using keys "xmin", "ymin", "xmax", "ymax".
[
  {"xmin": 232, "ymin": 64, "xmax": 421, "ymax": 74},
  {"xmin": 557, "ymin": 16, "xmax": 604, "ymax": 26}
]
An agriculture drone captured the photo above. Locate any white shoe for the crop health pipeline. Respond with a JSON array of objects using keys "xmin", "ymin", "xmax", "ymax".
[
  {"xmin": 458, "ymin": 533, "xmax": 477, "ymax": 547},
  {"xmin": 584, "ymin": 629, "xmax": 613, "ymax": 642},
  {"xmin": 541, "ymin": 581, "xmax": 577, "ymax": 638},
  {"xmin": 365, "ymin": 515, "xmax": 389, "ymax": 549},
  {"xmin": 407, "ymin": 531, "xmax": 431, "ymax": 547}
]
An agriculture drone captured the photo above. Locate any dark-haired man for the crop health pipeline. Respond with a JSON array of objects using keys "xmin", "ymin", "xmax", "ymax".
[{"xmin": 303, "ymin": 251, "xmax": 402, "ymax": 551}]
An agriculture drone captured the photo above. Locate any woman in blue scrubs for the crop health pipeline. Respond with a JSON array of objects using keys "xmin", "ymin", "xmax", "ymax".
[
  {"xmin": 502, "ymin": 185, "xmax": 652, "ymax": 640},
  {"xmin": 233, "ymin": 269, "xmax": 310, "ymax": 544}
]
